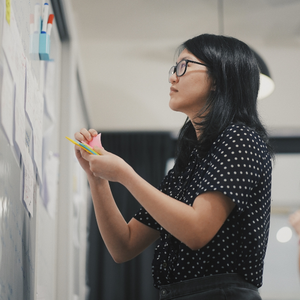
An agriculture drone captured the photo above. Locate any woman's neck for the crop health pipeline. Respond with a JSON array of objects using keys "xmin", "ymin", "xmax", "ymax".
[{"xmin": 191, "ymin": 119, "xmax": 203, "ymax": 140}]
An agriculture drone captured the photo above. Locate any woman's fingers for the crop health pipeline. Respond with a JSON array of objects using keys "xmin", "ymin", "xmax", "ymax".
[
  {"xmin": 80, "ymin": 128, "xmax": 92, "ymax": 141},
  {"xmin": 89, "ymin": 129, "xmax": 98, "ymax": 137},
  {"xmin": 289, "ymin": 210, "xmax": 300, "ymax": 236},
  {"xmin": 74, "ymin": 128, "xmax": 98, "ymax": 142},
  {"xmin": 79, "ymin": 147, "xmax": 92, "ymax": 160}
]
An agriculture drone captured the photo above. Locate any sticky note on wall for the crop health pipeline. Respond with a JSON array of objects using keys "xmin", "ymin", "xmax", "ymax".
[{"xmin": 6, "ymin": 0, "xmax": 11, "ymax": 24}]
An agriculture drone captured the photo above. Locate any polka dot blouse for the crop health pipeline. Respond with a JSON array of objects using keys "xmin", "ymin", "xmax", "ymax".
[{"xmin": 134, "ymin": 124, "xmax": 272, "ymax": 289}]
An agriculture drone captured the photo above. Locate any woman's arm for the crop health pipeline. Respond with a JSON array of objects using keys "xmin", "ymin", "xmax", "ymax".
[
  {"xmin": 88, "ymin": 176, "xmax": 159, "ymax": 263},
  {"xmin": 83, "ymin": 146, "xmax": 235, "ymax": 251},
  {"xmin": 118, "ymin": 164, "xmax": 235, "ymax": 250},
  {"xmin": 74, "ymin": 129, "xmax": 159, "ymax": 263}
]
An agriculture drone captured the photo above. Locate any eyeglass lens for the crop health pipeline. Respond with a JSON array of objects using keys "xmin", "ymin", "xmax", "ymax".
[
  {"xmin": 177, "ymin": 60, "xmax": 187, "ymax": 76},
  {"xmin": 168, "ymin": 60, "xmax": 187, "ymax": 82}
]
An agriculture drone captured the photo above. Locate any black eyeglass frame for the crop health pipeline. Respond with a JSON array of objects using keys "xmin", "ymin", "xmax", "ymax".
[{"xmin": 168, "ymin": 59, "xmax": 209, "ymax": 82}]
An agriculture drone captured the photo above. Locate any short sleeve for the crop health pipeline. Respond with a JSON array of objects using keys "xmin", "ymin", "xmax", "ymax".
[
  {"xmin": 134, "ymin": 206, "xmax": 161, "ymax": 231},
  {"xmin": 196, "ymin": 126, "xmax": 268, "ymax": 213}
]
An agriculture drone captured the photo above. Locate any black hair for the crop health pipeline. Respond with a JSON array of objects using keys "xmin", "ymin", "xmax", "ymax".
[{"xmin": 174, "ymin": 33, "xmax": 273, "ymax": 174}]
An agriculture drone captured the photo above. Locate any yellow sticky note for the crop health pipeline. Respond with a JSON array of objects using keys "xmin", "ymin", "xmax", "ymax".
[{"xmin": 6, "ymin": 0, "xmax": 11, "ymax": 24}]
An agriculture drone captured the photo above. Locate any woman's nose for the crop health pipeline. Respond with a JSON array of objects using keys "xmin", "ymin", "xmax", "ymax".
[{"xmin": 169, "ymin": 72, "xmax": 179, "ymax": 83}]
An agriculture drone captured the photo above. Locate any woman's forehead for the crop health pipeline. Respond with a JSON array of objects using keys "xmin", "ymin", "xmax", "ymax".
[
  {"xmin": 177, "ymin": 49, "xmax": 197, "ymax": 62},
  {"xmin": 177, "ymin": 49, "xmax": 205, "ymax": 65}
]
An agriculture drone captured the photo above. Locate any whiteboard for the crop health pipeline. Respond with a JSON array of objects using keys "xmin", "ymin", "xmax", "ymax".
[{"xmin": 0, "ymin": 0, "xmax": 90, "ymax": 299}]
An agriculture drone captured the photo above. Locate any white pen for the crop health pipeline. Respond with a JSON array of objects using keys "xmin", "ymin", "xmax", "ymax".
[
  {"xmin": 30, "ymin": 14, "xmax": 34, "ymax": 35},
  {"xmin": 41, "ymin": 2, "xmax": 49, "ymax": 33},
  {"xmin": 34, "ymin": 3, "xmax": 41, "ymax": 33}
]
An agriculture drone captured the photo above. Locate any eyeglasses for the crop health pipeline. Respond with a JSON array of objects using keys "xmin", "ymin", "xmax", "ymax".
[{"xmin": 168, "ymin": 59, "xmax": 208, "ymax": 83}]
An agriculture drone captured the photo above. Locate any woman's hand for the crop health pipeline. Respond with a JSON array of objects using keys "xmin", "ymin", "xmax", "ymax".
[
  {"xmin": 74, "ymin": 128, "xmax": 98, "ymax": 178},
  {"xmin": 74, "ymin": 128, "xmax": 132, "ymax": 183},
  {"xmin": 80, "ymin": 146, "xmax": 132, "ymax": 184},
  {"xmin": 289, "ymin": 210, "xmax": 300, "ymax": 237}
]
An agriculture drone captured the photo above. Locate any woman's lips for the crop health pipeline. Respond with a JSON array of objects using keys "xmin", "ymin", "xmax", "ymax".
[{"xmin": 170, "ymin": 87, "xmax": 178, "ymax": 94}]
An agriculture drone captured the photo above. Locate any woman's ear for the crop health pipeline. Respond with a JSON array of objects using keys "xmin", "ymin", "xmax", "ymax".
[
  {"xmin": 209, "ymin": 77, "xmax": 216, "ymax": 91},
  {"xmin": 211, "ymin": 81, "xmax": 216, "ymax": 91}
]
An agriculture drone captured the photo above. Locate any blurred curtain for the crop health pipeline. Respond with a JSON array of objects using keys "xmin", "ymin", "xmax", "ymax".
[{"xmin": 87, "ymin": 132, "xmax": 174, "ymax": 300}]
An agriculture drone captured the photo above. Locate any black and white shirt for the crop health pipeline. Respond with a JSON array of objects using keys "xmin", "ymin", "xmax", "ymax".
[{"xmin": 134, "ymin": 124, "xmax": 272, "ymax": 289}]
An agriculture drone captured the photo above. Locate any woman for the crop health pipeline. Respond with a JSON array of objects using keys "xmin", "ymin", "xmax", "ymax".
[{"xmin": 74, "ymin": 34, "xmax": 273, "ymax": 300}]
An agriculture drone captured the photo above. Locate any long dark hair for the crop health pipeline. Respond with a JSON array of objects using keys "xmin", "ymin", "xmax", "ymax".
[{"xmin": 174, "ymin": 34, "xmax": 272, "ymax": 174}]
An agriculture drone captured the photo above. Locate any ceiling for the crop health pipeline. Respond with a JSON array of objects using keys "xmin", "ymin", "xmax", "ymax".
[{"xmin": 70, "ymin": 0, "xmax": 300, "ymax": 134}]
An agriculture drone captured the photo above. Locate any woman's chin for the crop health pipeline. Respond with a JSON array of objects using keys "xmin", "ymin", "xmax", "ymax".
[{"xmin": 169, "ymin": 100, "xmax": 180, "ymax": 112}]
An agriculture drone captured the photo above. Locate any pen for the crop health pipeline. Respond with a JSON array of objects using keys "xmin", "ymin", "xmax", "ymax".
[
  {"xmin": 46, "ymin": 14, "xmax": 54, "ymax": 36},
  {"xmin": 30, "ymin": 14, "xmax": 34, "ymax": 35},
  {"xmin": 41, "ymin": 2, "xmax": 49, "ymax": 33},
  {"xmin": 65, "ymin": 137, "xmax": 100, "ymax": 155},
  {"xmin": 34, "ymin": 3, "xmax": 40, "ymax": 33},
  {"xmin": 81, "ymin": 142, "xmax": 96, "ymax": 152},
  {"xmin": 78, "ymin": 142, "xmax": 100, "ymax": 156},
  {"xmin": 65, "ymin": 136, "xmax": 94, "ymax": 154}
]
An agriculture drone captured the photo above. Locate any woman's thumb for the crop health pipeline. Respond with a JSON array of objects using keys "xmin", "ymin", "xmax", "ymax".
[{"xmin": 93, "ymin": 146, "xmax": 105, "ymax": 155}]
